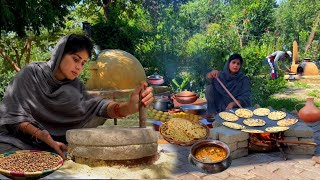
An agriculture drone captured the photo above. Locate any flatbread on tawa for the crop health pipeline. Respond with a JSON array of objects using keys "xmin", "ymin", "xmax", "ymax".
[
  {"xmin": 241, "ymin": 129, "xmax": 265, "ymax": 133},
  {"xmin": 253, "ymin": 108, "xmax": 271, "ymax": 116},
  {"xmin": 268, "ymin": 111, "xmax": 287, "ymax": 120},
  {"xmin": 265, "ymin": 126, "xmax": 289, "ymax": 133},
  {"xmin": 219, "ymin": 112, "xmax": 239, "ymax": 122},
  {"xmin": 235, "ymin": 108, "xmax": 254, "ymax": 118},
  {"xmin": 277, "ymin": 118, "xmax": 298, "ymax": 127},
  {"xmin": 243, "ymin": 118, "xmax": 266, "ymax": 127},
  {"xmin": 222, "ymin": 122, "xmax": 246, "ymax": 130}
]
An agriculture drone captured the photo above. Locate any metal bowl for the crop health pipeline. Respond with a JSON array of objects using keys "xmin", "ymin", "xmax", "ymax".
[
  {"xmin": 180, "ymin": 104, "xmax": 207, "ymax": 115},
  {"xmin": 188, "ymin": 140, "xmax": 232, "ymax": 174}
]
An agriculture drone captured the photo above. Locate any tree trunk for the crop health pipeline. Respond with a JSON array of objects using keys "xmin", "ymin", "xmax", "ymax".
[
  {"xmin": 25, "ymin": 39, "xmax": 32, "ymax": 65},
  {"xmin": 0, "ymin": 47, "xmax": 21, "ymax": 72},
  {"xmin": 305, "ymin": 12, "xmax": 320, "ymax": 53}
]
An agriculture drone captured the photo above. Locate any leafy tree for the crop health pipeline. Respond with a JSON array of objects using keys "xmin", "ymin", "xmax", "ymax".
[{"xmin": 0, "ymin": 0, "xmax": 81, "ymax": 37}]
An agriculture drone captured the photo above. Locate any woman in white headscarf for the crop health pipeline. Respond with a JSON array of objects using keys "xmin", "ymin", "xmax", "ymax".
[{"xmin": 0, "ymin": 34, "xmax": 154, "ymax": 159}]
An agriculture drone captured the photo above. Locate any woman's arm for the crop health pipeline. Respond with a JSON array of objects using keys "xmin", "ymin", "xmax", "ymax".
[
  {"xmin": 18, "ymin": 122, "xmax": 67, "ymax": 159},
  {"xmin": 106, "ymin": 81, "xmax": 154, "ymax": 118}
]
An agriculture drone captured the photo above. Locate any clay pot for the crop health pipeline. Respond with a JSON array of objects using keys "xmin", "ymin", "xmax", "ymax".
[
  {"xmin": 172, "ymin": 90, "xmax": 198, "ymax": 104},
  {"xmin": 147, "ymin": 74, "xmax": 164, "ymax": 85},
  {"xmin": 295, "ymin": 98, "xmax": 320, "ymax": 123}
]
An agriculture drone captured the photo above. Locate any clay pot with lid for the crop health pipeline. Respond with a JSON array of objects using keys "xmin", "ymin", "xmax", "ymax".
[
  {"xmin": 295, "ymin": 98, "xmax": 320, "ymax": 123},
  {"xmin": 147, "ymin": 74, "xmax": 164, "ymax": 85},
  {"xmin": 172, "ymin": 90, "xmax": 198, "ymax": 104}
]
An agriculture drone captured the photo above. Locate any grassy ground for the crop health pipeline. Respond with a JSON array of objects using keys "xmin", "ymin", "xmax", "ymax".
[{"xmin": 265, "ymin": 80, "xmax": 320, "ymax": 112}]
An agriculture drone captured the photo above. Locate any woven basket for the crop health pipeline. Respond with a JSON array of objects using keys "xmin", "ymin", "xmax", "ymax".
[
  {"xmin": 160, "ymin": 122, "xmax": 210, "ymax": 146},
  {"xmin": 0, "ymin": 150, "xmax": 64, "ymax": 180}
]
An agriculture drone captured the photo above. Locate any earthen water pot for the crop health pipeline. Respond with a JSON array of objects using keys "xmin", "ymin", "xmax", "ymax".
[
  {"xmin": 295, "ymin": 98, "xmax": 320, "ymax": 123},
  {"xmin": 172, "ymin": 90, "xmax": 198, "ymax": 104},
  {"xmin": 147, "ymin": 74, "xmax": 164, "ymax": 85}
]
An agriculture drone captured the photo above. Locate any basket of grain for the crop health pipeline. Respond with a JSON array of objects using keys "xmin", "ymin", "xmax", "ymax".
[{"xmin": 0, "ymin": 150, "xmax": 64, "ymax": 180}]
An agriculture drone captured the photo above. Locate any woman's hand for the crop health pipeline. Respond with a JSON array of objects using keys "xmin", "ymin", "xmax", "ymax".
[
  {"xmin": 207, "ymin": 70, "xmax": 219, "ymax": 79},
  {"xmin": 225, "ymin": 102, "xmax": 236, "ymax": 110},
  {"xmin": 127, "ymin": 81, "xmax": 154, "ymax": 114},
  {"xmin": 40, "ymin": 130, "xmax": 68, "ymax": 159}
]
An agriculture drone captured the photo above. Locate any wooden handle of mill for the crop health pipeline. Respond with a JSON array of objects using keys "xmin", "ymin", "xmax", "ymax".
[{"xmin": 139, "ymin": 86, "xmax": 146, "ymax": 128}]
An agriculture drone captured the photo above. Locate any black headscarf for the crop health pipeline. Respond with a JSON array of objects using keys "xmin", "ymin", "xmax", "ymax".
[
  {"xmin": 207, "ymin": 53, "xmax": 251, "ymax": 113},
  {"xmin": 0, "ymin": 35, "xmax": 110, "ymax": 149}
]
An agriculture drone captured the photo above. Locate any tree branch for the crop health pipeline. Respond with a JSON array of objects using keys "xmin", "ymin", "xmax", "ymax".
[
  {"xmin": 0, "ymin": 47, "xmax": 21, "ymax": 72},
  {"xmin": 305, "ymin": 12, "xmax": 320, "ymax": 53},
  {"xmin": 25, "ymin": 38, "xmax": 32, "ymax": 65}
]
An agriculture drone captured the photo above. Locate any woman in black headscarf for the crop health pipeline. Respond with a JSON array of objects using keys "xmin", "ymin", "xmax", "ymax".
[
  {"xmin": 0, "ymin": 34, "xmax": 154, "ymax": 159},
  {"xmin": 205, "ymin": 53, "xmax": 251, "ymax": 116}
]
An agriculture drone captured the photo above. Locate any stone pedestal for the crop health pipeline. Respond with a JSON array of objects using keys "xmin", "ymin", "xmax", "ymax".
[
  {"xmin": 66, "ymin": 127, "xmax": 159, "ymax": 166},
  {"xmin": 284, "ymin": 122, "xmax": 316, "ymax": 155},
  {"xmin": 209, "ymin": 126, "xmax": 249, "ymax": 159}
]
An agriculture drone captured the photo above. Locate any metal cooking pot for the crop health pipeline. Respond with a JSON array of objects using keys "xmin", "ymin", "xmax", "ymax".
[
  {"xmin": 188, "ymin": 140, "xmax": 232, "ymax": 174},
  {"xmin": 180, "ymin": 104, "xmax": 207, "ymax": 115},
  {"xmin": 153, "ymin": 97, "xmax": 174, "ymax": 112}
]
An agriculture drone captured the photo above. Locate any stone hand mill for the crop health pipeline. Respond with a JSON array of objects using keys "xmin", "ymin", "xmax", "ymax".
[{"xmin": 66, "ymin": 50, "xmax": 159, "ymax": 167}]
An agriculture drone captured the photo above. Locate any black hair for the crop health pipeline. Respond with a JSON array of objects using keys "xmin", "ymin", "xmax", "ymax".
[
  {"xmin": 62, "ymin": 34, "xmax": 94, "ymax": 59},
  {"xmin": 228, "ymin": 53, "xmax": 243, "ymax": 65}
]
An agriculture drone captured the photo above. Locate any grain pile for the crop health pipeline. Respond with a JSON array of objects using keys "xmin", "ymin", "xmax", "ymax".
[{"xmin": 0, "ymin": 152, "xmax": 61, "ymax": 172}]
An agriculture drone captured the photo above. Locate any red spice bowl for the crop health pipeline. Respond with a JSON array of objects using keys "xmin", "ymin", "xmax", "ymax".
[{"xmin": 0, "ymin": 150, "xmax": 64, "ymax": 180}]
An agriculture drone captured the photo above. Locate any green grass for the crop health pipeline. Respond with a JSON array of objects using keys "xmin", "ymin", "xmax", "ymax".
[
  {"xmin": 265, "ymin": 97, "xmax": 320, "ymax": 112},
  {"xmin": 292, "ymin": 81, "xmax": 310, "ymax": 88},
  {"xmin": 308, "ymin": 90, "xmax": 320, "ymax": 98}
]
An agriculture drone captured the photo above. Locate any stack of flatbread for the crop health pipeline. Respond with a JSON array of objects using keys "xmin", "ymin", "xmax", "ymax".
[{"xmin": 160, "ymin": 118, "xmax": 208, "ymax": 143}]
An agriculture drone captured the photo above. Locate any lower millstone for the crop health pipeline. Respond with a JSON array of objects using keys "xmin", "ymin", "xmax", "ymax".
[{"xmin": 66, "ymin": 127, "xmax": 159, "ymax": 166}]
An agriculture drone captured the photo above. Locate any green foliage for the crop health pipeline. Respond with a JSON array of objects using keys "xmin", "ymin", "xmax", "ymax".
[
  {"xmin": 292, "ymin": 81, "xmax": 311, "ymax": 88},
  {"xmin": 0, "ymin": 71, "xmax": 16, "ymax": 101},
  {"xmin": 78, "ymin": 62, "xmax": 91, "ymax": 84},
  {"xmin": 265, "ymin": 97, "xmax": 305, "ymax": 111},
  {"xmin": 0, "ymin": 0, "xmax": 81, "ymax": 37},
  {"xmin": 307, "ymin": 90, "xmax": 320, "ymax": 98},
  {"xmin": 171, "ymin": 77, "xmax": 190, "ymax": 93},
  {"xmin": 251, "ymin": 76, "xmax": 288, "ymax": 107}
]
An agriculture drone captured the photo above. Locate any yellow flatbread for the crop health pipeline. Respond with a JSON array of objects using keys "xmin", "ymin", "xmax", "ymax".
[
  {"xmin": 241, "ymin": 129, "xmax": 265, "ymax": 133},
  {"xmin": 235, "ymin": 108, "xmax": 253, "ymax": 118},
  {"xmin": 160, "ymin": 118, "xmax": 208, "ymax": 143},
  {"xmin": 219, "ymin": 112, "xmax": 239, "ymax": 122},
  {"xmin": 265, "ymin": 126, "xmax": 289, "ymax": 133},
  {"xmin": 277, "ymin": 118, "xmax": 298, "ymax": 127},
  {"xmin": 253, "ymin": 108, "xmax": 271, "ymax": 116},
  {"xmin": 268, "ymin": 111, "xmax": 286, "ymax": 120},
  {"xmin": 243, "ymin": 118, "xmax": 266, "ymax": 127},
  {"xmin": 222, "ymin": 122, "xmax": 246, "ymax": 130}
]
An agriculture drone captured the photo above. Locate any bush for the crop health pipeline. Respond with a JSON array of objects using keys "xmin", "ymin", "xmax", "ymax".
[{"xmin": 0, "ymin": 71, "xmax": 16, "ymax": 102}]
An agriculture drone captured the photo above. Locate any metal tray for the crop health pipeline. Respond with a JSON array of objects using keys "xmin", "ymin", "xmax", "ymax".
[{"xmin": 214, "ymin": 107, "xmax": 298, "ymax": 132}]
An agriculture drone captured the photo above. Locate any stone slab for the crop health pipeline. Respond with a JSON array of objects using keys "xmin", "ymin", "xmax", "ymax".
[
  {"xmin": 210, "ymin": 126, "xmax": 249, "ymax": 144},
  {"xmin": 230, "ymin": 148, "xmax": 248, "ymax": 160},
  {"xmin": 284, "ymin": 122, "xmax": 314, "ymax": 137},
  {"xmin": 68, "ymin": 143, "xmax": 158, "ymax": 160},
  {"xmin": 284, "ymin": 145, "xmax": 316, "ymax": 155},
  {"xmin": 66, "ymin": 127, "xmax": 158, "ymax": 146}
]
